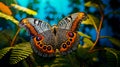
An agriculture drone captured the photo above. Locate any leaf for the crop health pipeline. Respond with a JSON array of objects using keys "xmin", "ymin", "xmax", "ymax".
[
  {"xmin": 0, "ymin": 30, "xmax": 16, "ymax": 47},
  {"xmin": 84, "ymin": 1, "xmax": 99, "ymax": 8},
  {"xmin": 82, "ymin": 14, "xmax": 99, "ymax": 31},
  {"xmin": 10, "ymin": 42, "xmax": 33, "ymax": 64},
  {"xmin": 77, "ymin": 31, "xmax": 91, "ymax": 38},
  {"xmin": 34, "ymin": 53, "xmax": 77, "ymax": 67},
  {"xmin": 104, "ymin": 48, "xmax": 120, "ymax": 67},
  {"xmin": 82, "ymin": 38, "xmax": 94, "ymax": 48},
  {"xmin": 101, "ymin": 36, "xmax": 120, "ymax": 48},
  {"xmin": 11, "ymin": 4, "xmax": 37, "ymax": 15},
  {"xmin": 0, "ymin": 47, "xmax": 13, "ymax": 59},
  {"xmin": 76, "ymin": 45, "xmax": 89, "ymax": 59},
  {"xmin": 0, "ymin": 2, "xmax": 12, "ymax": 15},
  {"xmin": 0, "ymin": 12, "xmax": 19, "ymax": 25}
]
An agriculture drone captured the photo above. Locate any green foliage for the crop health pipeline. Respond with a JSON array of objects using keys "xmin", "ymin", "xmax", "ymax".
[
  {"xmin": 83, "ymin": 38, "xmax": 94, "ymax": 48},
  {"xmin": 104, "ymin": 48, "xmax": 120, "ymax": 67},
  {"xmin": 82, "ymin": 14, "xmax": 99, "ymax": 31},
  {"xmin": 34, "ymin": 53, "xmax": 82, "ymax": 67},
  {"xmin": 85, "ymin": 1, "xmax": 99, "ymax": 8},
  {"xmin": 0, "ymin": 30, "xmax": 15, "ymax": 48},
  {"xmin": 9, "ymin": 42, "xmax": 33, "ymax": 64},
  {"xmin": 0, "ymin": 47, "xmax": 12, "ymax": 59},
  {"xmin": 0, "ymin": 42, "xmax": 33, "ymax": 65},
  {"xmin": 78, "ymin": 31, "xmax": 91, "ymax": 38},
  {"xmin": 101, "ymin": 36, "xmax": 120, "ymax": 48}
]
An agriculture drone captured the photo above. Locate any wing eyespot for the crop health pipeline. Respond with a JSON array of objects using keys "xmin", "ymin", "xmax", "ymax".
[
  {"xmin": 36, "ymin": 35, "xmax": 42, "ymax": 41},
  {"xmin": 66, "ymin": 41, "xmax": 70, "ymax": 45},
  {"xmin": 69, "ymin": 39, "xmax": 72, "ymax": 41},
  {"xmin": 62, "ymin": 44, "xmax": 67, "ymax": 48},
  {"xmin": 39, "ymin": 44, "xmax": 43, "ymax": 47},
  {"xmin": 68, "ymin": 32, "xmax": 74, "ymax": 37},
  {"xmin": 60, "ymin": 43, "xmax": 68, "ymax": 52},
  {"xmin": 43, "ymin": 45, "xmax": 47, "ymax": 50},
  {"xmin": 47, "ymin": 45, "xmax": 52, "ymax": 51}
]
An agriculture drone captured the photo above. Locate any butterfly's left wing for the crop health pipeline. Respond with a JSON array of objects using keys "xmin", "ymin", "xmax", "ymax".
[
  {"xmin": 57, "ymin": 12, "xmax": 88, "ymax": 55},
  {"xmin": 19, "ymin": 18, "xmax": 56, "ymax": 57}
]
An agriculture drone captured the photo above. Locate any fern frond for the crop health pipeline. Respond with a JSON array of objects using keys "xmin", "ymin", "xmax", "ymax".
[
  {"xmin": 9, "ymin": 42, "xmax": 33, "ymax": 64},
  {"xmin": 0, "ymin": 47, "xmax": 13, "ymax": 59}
]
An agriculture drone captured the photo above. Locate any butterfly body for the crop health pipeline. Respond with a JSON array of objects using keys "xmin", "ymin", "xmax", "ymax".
[{"xmin": 19, "ymin": 12, "xmax": 87, "ymax": 57}]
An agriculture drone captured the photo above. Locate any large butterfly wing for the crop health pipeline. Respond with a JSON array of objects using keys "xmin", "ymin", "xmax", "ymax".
[
  {"xmin": 19, "ymin": 18, "xmax": 56, "ymax": 57},
  {"xmin": 57, "ymin": 12, "xmax": 87, "ymax": 55}
]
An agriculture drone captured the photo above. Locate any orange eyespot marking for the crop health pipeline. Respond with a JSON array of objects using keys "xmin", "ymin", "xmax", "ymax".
[
  {"xmin": 71, "ymin": 12, "xmax": 86, "ymax": 31},
  {"xmin": 39, "ymin": 44, "xmax": 43, "ymax": 47},
  {"xmin": 68, "ymin": 32, "xmax": 74, "ymax": 37},
  {"xmin": 67, "ymin": 31, "xmax": 76, "ymax": 43},
  {"xmin": 60, "ymin": 43, "xmax": 68, "ymax": 52},
  {"xmin": 33, "ymin": 37, "xmax": 55, "ymax": 54},
  {"xmin": 43, "ymin": 45, "xmax": 47, "ymax": 50},
  {"xmin": 36, "ymin": 35, "xmax": 43, "ymax": 41},
  {"xmin": 46, "ymin": 45, "xmax": 55, "ymax": 54},
  {"xmin": 59, "ymin": 31, "xmax": 77, "ymax": 52},
  {"xmin": 33, "ymin": 35, "xmax": 44, "ymax": 49},
  {"xmin": 66, "ymin": 41, "xmax": 70, "ymax": 45}
]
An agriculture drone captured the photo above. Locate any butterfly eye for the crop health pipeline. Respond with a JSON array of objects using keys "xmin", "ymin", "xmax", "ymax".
[
  {"xmin": 36, "ymin": 35, "xmax": 42, "ymax": 41},
  {"xmin": 68, "ymin": 32, "xmax": 74, "ymax": 37}
]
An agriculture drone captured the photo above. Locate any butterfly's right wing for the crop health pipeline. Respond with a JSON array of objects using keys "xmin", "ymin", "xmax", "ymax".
[{"xmin": 57, "ymin": 12, "xmax": 88, "ymax": 55}]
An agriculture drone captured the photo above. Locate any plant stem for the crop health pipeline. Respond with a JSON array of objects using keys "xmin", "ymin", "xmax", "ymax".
[
  {"xmin": 89, "ymin": 3, "xmax": 104, "ymax": 51},
  {"xmin": 10, "ymin": 27, "xmax": 20, "ymax": 47}
]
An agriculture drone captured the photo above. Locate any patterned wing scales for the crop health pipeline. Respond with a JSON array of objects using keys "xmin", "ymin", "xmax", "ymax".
[
  {"xmin": 58, "ymin": 12, "xmax": 87, "ymax": 31},
  {"xmin": 19, "ymin": 18, "xmax": 51, "ymax": 35},
  {"xmin": 26, "ymin": 18, "xmax": 51, "ymax": 34},
  {"xmin": 57, "ymin": 12, "xmax": 88, "ymax": 55},
  {"xmin": 19, "ymin": 18, "xmax": 56, "ymax": 57}
]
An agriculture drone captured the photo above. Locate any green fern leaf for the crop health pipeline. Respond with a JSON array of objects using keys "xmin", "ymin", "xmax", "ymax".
[
  {"xmin": 104, "ymin": 48, "xmax": 120, "ymax": 67},
  {"xmin": 9, "ymin": 42, "xmax": 33, "ymax": 64},
  {"xmin": 0, "ymin": 47, "xmax": 13, "ymax": 59}
]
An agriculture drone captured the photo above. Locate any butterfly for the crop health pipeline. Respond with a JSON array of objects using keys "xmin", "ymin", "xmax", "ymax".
[{"xmin": 19, "ymin": 12, "xmax": 88, "ymax": 57}]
